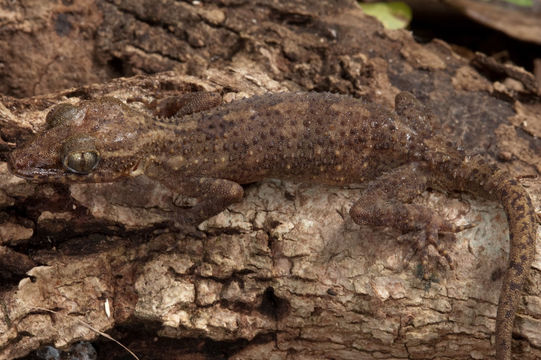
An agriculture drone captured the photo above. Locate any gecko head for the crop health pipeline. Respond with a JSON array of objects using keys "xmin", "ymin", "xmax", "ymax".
[{"xmin": 9, "ymin": 98, "xmax": 146, "ymax": 183}]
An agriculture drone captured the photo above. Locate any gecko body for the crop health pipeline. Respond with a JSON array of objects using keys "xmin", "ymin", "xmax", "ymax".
[{"xmin": 8, "ymin": 92, "xmax": 537, "ymax": 360}]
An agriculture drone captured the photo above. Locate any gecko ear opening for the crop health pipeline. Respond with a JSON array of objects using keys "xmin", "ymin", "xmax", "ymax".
[
  {"xmin": 61, "ymin": 136, "xmax": 100, "ymax": 174},
  {"xmin": 46, "ymin": 103, "xmax": 80, "ymax": 129}
]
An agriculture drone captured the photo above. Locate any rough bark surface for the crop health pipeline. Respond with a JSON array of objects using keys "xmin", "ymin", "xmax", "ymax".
[{"xmin": 0, "ymin": 1, "xmax": 540, "ymax": 359}]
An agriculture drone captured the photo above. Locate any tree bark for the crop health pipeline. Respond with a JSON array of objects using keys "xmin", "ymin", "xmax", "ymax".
[{"xmin": 0, "ymin": 1, "xmax": 540, "ymax": 359}]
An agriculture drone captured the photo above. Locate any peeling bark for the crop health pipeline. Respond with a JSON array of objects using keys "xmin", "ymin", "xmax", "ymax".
[{"xmin": 0, "ymin": 1, "xmax": 540, "ymax": 359}]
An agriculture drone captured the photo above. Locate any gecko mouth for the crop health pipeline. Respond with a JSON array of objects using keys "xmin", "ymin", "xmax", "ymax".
[
  {"xmin": 8, "ymin": 148, "xmax": 69, "ymax": 182},
  {"xmin": 8, "ymin": 149, "xmax": 128, "ymax": 184},
  {"xmin": 8, "ymin": 159, "xmax": 105, "ymax": 183}
]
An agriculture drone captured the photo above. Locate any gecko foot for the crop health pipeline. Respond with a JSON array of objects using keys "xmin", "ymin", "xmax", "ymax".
[
  {"xmin": 169, "ymin": 218, "xmax": 205, "ymax": 239},
  {"xmin": 405, "ymin": 219, "xmax": 475, "ymax": 278},
  {"xmin": 349, "ymin": 165, "xmax": 476, "ymax": 276}
]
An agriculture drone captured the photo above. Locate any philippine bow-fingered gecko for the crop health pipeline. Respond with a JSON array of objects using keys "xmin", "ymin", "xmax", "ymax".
[{"xmin": 8, "ymin": 91, "xmax": 537, "ymax": 360}]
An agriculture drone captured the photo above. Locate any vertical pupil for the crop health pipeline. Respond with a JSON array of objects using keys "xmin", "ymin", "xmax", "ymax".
[
  {"xmin": 70, "ymin": 153, "xmax": 82, "ymax": 171},
  {"xmin": 82, "ymin": 152, "xmax": 92, "ymax": 171},
  {"xmin": 68, "ymin": 151, "xmax": 97, "ymax": 173}
]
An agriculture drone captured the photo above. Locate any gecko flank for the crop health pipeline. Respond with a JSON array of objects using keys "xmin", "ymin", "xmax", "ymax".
[{"xmin": 8, "ymin": 91, "xmax": 537, "ymax": 360}]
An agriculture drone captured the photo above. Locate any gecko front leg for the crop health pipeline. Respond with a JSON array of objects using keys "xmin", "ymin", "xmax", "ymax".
[
  {"xmin": 145, "ymin": 92, "xmax": 245, "ymax": 226},
  {"xmin": 149, "ymin": 91, "xmax": 223, "ymax": 118},
  {"xmin": 151, "ymin": 175, "xmax": 245, "ymax": 227}
]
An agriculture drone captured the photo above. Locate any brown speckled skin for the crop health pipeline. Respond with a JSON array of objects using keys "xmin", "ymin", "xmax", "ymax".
[{"xmin": 8, "ymin": 92, "xmax": 536, "ymax": 360}]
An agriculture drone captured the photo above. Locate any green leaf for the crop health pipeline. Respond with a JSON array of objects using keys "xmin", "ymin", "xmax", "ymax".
[
  {"xmin": 504, "ymin": 0, "xmax": 533, "ymax": 6},
  {"xmin": 358, "ymin": 2, "xmax": 412, "ymax": 30},
  {"xmin": 479, "ymin": 0, "xmax": 533, "ymax": 6}
]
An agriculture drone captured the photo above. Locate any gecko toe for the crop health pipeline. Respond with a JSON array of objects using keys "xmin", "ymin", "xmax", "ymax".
[{"xmin": 407, "ymin": 218, "xmax": 461, "ymax": 278}]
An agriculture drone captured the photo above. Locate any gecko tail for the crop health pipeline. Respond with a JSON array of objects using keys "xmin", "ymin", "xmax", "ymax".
[
  {"xmin": 491, "ymin": 173, "xmax": 536, "ymax": 360},
  {"xmin": 447, "ymin": 155, "xmax": 536, "ymax": 360}
]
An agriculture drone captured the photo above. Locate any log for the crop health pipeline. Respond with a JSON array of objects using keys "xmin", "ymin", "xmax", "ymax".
[{"xmin": 0, "ymin": 1, "xmax": 539, "ymax": 359}]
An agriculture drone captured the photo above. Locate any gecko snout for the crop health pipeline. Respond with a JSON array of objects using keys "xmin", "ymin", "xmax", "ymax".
[
  {"xmin": 8, "ymin": 145, "xmax": 59, "ymax": 180},
  {"xmin": 8, "ymin": 147, "xmax": 36, "ymax": 178}
]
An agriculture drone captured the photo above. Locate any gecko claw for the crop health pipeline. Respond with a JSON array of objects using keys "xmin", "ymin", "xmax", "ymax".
[{"xmin": 439, "ymin": 222, "xmax": 477, "ymax": 233}]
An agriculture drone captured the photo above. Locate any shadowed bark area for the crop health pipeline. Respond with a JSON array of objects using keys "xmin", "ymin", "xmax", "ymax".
[{"xmin": 0, "ymin": 1, "xmax": 540, "ymax": 359}]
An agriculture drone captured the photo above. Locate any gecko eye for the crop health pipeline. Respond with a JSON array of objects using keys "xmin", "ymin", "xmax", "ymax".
[
  {"xmin": 61, "ymin": 136, "xmax": 100, "ymax": 174},
  {"xmin": 46, "ymin": 103, "xmax": 79, "ymax": 128},
  {"xmin": 64, "ymin": 151, "xmax": 100, "ymax": 174}
]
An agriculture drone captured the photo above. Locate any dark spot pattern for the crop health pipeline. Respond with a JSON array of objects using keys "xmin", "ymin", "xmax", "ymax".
[{"xmin": 7, "ymin": 92, "xmax": 536, "ymax": 360}]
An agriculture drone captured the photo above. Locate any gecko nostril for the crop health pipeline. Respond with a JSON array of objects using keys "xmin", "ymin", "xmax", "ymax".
[
  {"xmin": 7, "ymin": 151, "xmax": 21, "ymax": 171},
  {"xmin": 9, "ymin": 148, "xmax": 36, "ymax": 175}
]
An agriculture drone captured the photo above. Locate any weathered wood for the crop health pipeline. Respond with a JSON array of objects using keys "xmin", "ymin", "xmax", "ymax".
[{"xmin": 0, "ymin": 1, "xmax": 540, "ymax": 359}]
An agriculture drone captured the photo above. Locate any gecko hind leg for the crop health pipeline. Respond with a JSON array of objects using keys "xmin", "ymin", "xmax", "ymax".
[{"xmin": 349, "ymin": 163, "xmax": 467, "ymax": 275}]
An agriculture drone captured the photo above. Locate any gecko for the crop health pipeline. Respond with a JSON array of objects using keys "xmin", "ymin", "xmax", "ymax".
[{"xmin": 7, "ymin": 91, "xmax": 537, "ymax": 360}]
